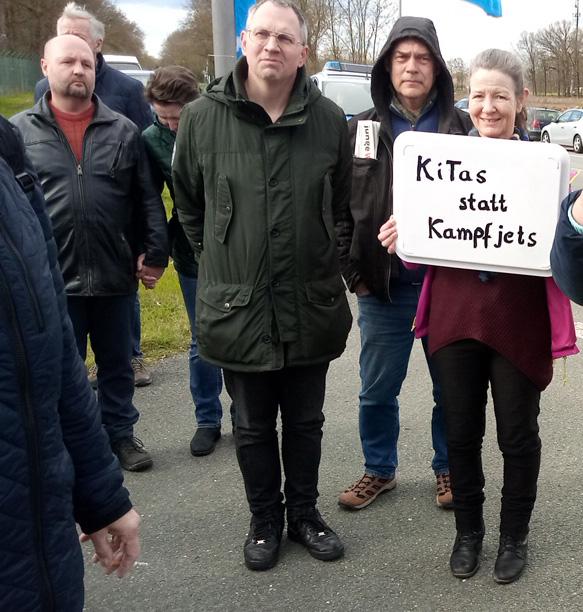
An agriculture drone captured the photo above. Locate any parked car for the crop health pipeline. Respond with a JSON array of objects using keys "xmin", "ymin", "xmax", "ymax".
[
  {"xmin": 541, "ymin": 108, "xmax": 583, "ymax": 152},
  {"xmin": 103, "ymin": 54, "xmax": 142, "ymax": 70},
  {"xmin": 121, "ymin": 69, "xmax": 154, "ymax": 87},
  {"xmin": 454, "ymin": 97, "xmax": 469, "ymax": 112},
  {"xmin": 526, "ymin": 107, "xmax": 560, "ymax": 141},
  {"xmin": 311, "ymin": 61, "xmax": 373, "ymax": 119}
]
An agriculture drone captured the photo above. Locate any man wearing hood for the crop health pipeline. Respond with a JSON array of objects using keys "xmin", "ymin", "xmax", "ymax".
[
  {"xmin": 173, "ymin": 0, "xmax": 353, "ymax": 571},
  {"xmin": 339, "ymin": 17, "xmax": 472, "ymax": 511}
]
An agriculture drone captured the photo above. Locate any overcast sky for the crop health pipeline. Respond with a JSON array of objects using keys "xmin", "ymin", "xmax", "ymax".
[{"xmin": 114, "ymin": 0, "xmax": 580, "ymax": 61}]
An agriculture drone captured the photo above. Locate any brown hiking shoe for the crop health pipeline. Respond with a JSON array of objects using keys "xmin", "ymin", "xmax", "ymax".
[
  {"xmin": 436, "ymin": 473, "xmax": 454, "ymax": 509},
  {"xmin": 132, "ymin": 357, "xmax": 153, "ymax": 387},
  {"xmin": 338, "ymin": 473, "xmax": 397, "ymax": 510}
]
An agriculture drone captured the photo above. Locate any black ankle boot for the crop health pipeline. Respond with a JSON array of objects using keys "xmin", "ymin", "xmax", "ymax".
[
  {"xmin": 450, "ymin": 530, "xmax": 484, "ymax": 579},
  {"xmin": 493, "ymin": 534, "xmax": 528, "ymax": 584},
  {"xmin": 243, "ymin": 514, "xmax": 284, "ymax": 571}
]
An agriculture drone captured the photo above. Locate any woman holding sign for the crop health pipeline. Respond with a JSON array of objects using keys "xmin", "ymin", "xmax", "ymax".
[{"xmin": 378, "ymin": 48, "xmax": 578, "ymax": 585}]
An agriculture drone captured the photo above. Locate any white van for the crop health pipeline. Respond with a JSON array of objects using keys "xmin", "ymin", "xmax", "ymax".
[{"xmin": 103, "ymin": 54, "xmax": 142, "ymax": 70}]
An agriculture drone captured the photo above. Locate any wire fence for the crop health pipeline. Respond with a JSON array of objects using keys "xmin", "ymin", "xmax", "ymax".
[{"xmin": 0, "ymin": 51, "xmax": 40, "ymax": 95}]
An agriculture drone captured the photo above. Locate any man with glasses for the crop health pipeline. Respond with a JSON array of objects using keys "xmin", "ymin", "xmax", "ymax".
[{"xmin": 173, "ymin": 0, "xmax": 353, "ymax": 571}]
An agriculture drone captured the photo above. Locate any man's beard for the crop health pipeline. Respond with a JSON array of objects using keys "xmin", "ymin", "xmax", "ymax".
[{"xmin": 66, "ymin": 82, "xmax": 90, "ymax": 99}]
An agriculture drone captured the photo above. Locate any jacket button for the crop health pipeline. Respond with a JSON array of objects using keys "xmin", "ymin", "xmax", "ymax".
[
  {"xmin": 269, "ymin": 178, "xmax": 278, "ymax": 187},
  {"xmin": 224, "ymin": 302, "xmax": 231, "ymax": 309},
  {"xmin": 261, "ymin": 334, "xmax": 271, "ymax": 344}
]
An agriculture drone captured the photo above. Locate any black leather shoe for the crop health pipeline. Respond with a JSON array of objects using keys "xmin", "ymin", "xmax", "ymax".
[
  {"xmin": 288, "ymin": 510, "xmax": 344, "ymax": 561},
  {"xmin": 190, "ymin": 427, "xmax": 221, "ymax": 456},
  {"xmin": 450, "ymin": 531, "xmax": 484, "ymax": 578},
  {"xmin": 243, "ymin": 516, "xmax": 283, "ymax": 571},
  {"xmin": 493, "ymin": 534, "xmax": 528, "ymax": 584}
]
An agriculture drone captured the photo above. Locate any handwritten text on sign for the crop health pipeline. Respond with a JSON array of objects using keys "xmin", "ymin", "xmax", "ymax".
[{"xmin": 392, "ymin": 132, "xmax": 570, "ymax": 276}]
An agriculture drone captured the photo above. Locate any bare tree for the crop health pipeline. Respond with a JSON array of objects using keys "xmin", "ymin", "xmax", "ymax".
[
  {"xmin": 159, "ymin": 0, "xmax": 213, "ymax": 80},
  {"xmin": 517, "ymin": 31, "xmax": 540, "ymax": 95},
  {"xmin": 447, "ymin": 57, "xmax": 468, "ymax": 96}
]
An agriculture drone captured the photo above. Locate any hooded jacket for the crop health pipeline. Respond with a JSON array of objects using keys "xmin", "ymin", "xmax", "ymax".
[
  {"xmin": 551, "ymin": 190, "xmax": 583, "ymax": 304},
  {"xmin": 342, "ymin": 16, "xmax": 472, "ymax": 302},
  {"xmin": 11, "ymin": 94, "xmax": 169, "ymax": 297},
  {"xmin": 0, "ymin": 116, "xmax": 131, "ymax": 611},
  {"xmin": 173, "ymin": 59, "xmax": 353, "ymax": 372}
]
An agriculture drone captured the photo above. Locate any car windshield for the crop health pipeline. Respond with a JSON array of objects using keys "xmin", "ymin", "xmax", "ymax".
[
  {"xmin": 322, "ymin": 81, "xmax": 373, "ymax": 116},
  {"xmin": 109, "ymin": 62, "xmax": 141, "ymax": 70},
  {"xmin": 530, "ymin": 109, "xmax": 558, "ymax": 122}
]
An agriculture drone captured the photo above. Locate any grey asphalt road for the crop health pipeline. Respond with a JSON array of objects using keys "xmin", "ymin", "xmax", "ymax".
[{"xmin": 83, "ymin": 297, "xmax": 583, "ymax": 612}]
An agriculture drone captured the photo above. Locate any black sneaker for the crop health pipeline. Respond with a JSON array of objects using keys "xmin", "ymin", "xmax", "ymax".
[
  {"xmin": 288, "ymin": 509, "xmax": 344, "ymax": 561},
  {"xmin": 111, "ymin": 436, "xmax": 153, "ymax": 472},
  {"xmin": 243, "ymin": 515, "xmax": 284, "ymax": 571},
  {"xmin": 493, "ymin": 534, "xmax": 528, "ymax": 584},
  {"xmin": 190, "ymin": 427, "xmax": 221, "ymax": 456}
]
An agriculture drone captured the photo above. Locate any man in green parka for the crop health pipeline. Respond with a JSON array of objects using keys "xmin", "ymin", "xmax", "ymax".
[{"xmin": 173, "ymin": 0, "xmax": 353, "ymax": 572}]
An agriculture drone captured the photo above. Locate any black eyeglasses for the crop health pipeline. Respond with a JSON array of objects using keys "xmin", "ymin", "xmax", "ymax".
[{"xmin": 247, "ymin": 28, "xmax": 304, "ymax": 48}]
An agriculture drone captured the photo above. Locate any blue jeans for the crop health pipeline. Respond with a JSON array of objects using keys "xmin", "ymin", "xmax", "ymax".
[
  {"xmin": 67, "ymin": 295, "xmax": 139, "ymax": 442},
  {"xmin": 357, "ymin": 283, "xmax": 448, "ymax": 478},
  {"xmin": 178, "ymin": 273, "xmax": 223, "ymax": 428},
  {"xmin": 131, "ymin": 291, "xmax": 143, "ymax": 358}
]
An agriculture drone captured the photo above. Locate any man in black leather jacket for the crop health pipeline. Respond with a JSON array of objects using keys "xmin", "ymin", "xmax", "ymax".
[
  {"xmin": 12, "ymin": 35, "xmax": 168, "ymax": 472},
  {"xmin": 35, "ymin": 2, "xmax": 155, "ymax": 387}
]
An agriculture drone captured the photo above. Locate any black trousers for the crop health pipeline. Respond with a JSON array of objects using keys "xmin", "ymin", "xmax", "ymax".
[
  {"xmin": 67, "ymin": 295, "xmax": 138, "ymax": 442},
  {"xmin": 433, "ymin": 340, "xmax": 541, "ymax": 538},
  {"xmin": 223, "ymin": 363, "xmax": 329, "ymax": 520}
]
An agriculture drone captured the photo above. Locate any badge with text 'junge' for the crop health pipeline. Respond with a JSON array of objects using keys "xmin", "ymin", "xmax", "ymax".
[{"xmin": 393, "ymin": 132, "xmax": 570, "ymax": 277}]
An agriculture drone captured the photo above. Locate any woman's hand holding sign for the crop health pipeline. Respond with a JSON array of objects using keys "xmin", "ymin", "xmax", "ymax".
[{"xmin": 378, "ymin": 215, "xmax": 398, "ymax": 254}]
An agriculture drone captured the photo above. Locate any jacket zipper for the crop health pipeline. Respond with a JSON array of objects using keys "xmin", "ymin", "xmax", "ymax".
[
  {"xmin": 378, "ymin": 131, "xmax": 393, "ymax": 301},
  {"xmin": 0, "ymin": 219, "xmax": 44, "ymax": 331},
  {"xmin": 0, "ymin": 264, "xmax": 55, "ymax": 612},
  {"xmin": 109, "ymin": 141, "xmax": 123, "ymax": 178}
]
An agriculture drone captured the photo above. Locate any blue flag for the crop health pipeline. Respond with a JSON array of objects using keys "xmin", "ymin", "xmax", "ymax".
[
  {"xmin": 235, "ymin": 0, "xmax": 256, "ymax": 57},
  {"xmin": 464, "ymin": 0, "xmax": 502, "ymax": 17}
]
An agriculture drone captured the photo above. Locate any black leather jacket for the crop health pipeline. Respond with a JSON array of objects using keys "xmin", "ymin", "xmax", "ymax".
[{"xmin": 11, "ymin": 94, "xmax": 168, "ymax": 296}]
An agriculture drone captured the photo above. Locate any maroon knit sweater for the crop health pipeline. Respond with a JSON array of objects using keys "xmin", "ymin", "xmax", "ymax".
[{"xmin": 428, "ymin": 267, "xmax": 553, "ymax": 390}]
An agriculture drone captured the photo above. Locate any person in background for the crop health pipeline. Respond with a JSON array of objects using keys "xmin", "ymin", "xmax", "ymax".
[
  {"xmin": 35, "ymin": 1, "xmax": 155, "ymax": 387},
  {"xmin": 339, "ymin": 16, "xmax": 472, "ymax": 512},
  {"xmin": 551, "ymin": 188, "xmax": 583, "ymax": 304},
  {"xmin": 0, "ymin": 113, "xmax": 140, "ymax": 611},
  {"xmin": 12, "ymin": 35, "xmax": 169, "ymax": 472},
  {"xmin": 143, "ymin": 66, "xmax": 227, "ymax": 456},
  {"xmin": 379, "ymin": 48, "xmax": 578, "ymax": 584},
  {"xmin": 173, "ymin": 0, "xmax": 353, "ymax": 572}
]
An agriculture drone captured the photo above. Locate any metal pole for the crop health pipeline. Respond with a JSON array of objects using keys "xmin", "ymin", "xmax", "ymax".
[{"xmin": 211, "ymin": 0, "xmax": 236, "ymax": 78}]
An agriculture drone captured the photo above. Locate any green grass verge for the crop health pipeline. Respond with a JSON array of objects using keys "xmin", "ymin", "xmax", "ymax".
[{"xmin": 0, "ymin": 92, "xmax": 34, "ymax": 117}]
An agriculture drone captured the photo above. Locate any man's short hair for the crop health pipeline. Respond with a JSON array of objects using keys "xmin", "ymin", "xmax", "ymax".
[
  {"xmin": 246, "ymin": 0, "xmax": 308, "ymax": 45},
  {"xmin": 58, "ymin": 2, "xmax": 105, "ymax": 42},
  {"xmin": 145, "ymin": 66, "xmax": 199, "ymax": 106}
]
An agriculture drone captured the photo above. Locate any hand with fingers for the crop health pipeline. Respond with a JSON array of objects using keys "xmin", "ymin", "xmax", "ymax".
[
  {"xmin": 378, "ymin": 215, "xmax": 399, "ymax": 254},
  {"xmin": 80, "ymin": 508, "xmax": 141, "ymax": 578}
]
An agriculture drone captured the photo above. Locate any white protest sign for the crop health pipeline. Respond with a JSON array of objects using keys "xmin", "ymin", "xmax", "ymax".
[{"xmin": 393, "ymin": 132, "xmax": 570, "ymax": 276}]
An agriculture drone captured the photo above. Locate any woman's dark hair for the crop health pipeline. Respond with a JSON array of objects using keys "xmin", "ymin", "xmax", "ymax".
[
  {"xmin": 145, "ymin": 66, "xmax": 199, "ymax": 106},
  {"xmin": 470, "ymin": 48, "xmax": 527, "ymax": 129}
]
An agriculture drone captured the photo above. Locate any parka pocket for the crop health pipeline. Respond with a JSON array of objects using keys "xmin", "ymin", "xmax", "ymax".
[
  {"xmin": 214, "ymin": 175, "xmax": 233, "ymax": 244},
  {"xmin": 321, "ymin": 173, "xmax": 335, "ymax": 241},
  {"xmin": 305, "ymin": 274, "xmax": 346, "ymax": 306}
]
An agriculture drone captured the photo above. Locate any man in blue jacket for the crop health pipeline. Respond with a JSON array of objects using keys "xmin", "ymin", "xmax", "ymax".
[
  {"xmin": 35, "ymin": 1, "xmax": 155, "ymax": 387},
  {"xmin": 0, "ymin": 113, "xmax": 140, "ymax": 611},
  {"xmin": 551, "ymin": 190, "xmax": 583, "ymax": 304}
]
